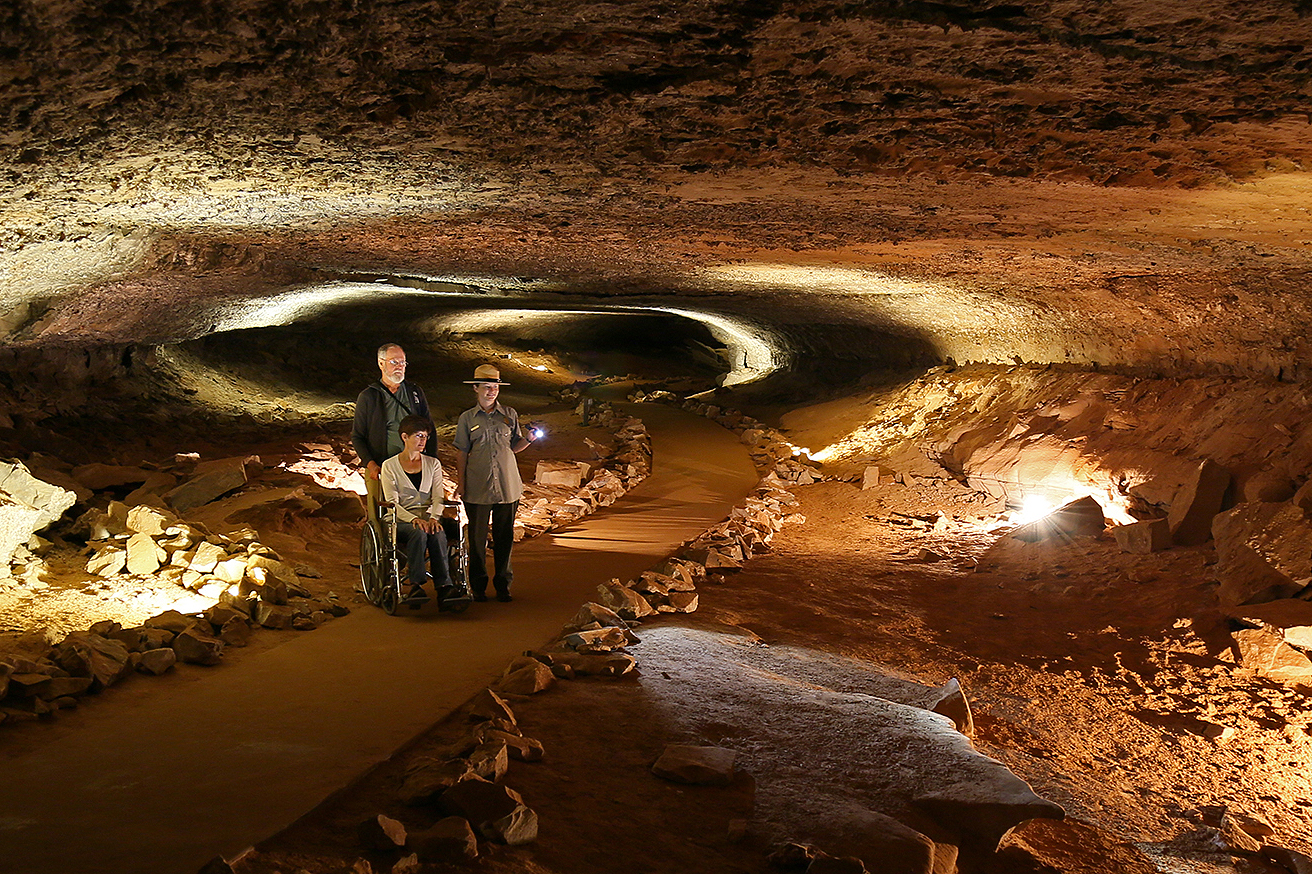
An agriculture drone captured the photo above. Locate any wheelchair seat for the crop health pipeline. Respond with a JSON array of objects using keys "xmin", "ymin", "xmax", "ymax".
[{"xmin": 359, "ymin": 500, "xmax": 471, "ymax": 615}]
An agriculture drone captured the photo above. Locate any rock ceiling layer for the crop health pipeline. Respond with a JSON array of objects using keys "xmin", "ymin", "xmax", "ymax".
[{"xmin": 3, "ymin": 0, "xmax": 1312, "ymax": 383}]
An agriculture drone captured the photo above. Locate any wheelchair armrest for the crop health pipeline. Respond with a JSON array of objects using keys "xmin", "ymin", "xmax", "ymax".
[{"xmin": 376, "ymin": 501, "xmax": 396, "ymax": 509}]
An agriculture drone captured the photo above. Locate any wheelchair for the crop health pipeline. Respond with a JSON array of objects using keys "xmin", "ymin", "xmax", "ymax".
[{"xmin": 359, "ymin": 499, "xmax": 472, "ymax": 615}]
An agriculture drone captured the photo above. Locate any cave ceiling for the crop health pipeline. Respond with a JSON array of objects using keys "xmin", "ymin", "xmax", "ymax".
[{"xmin": 2, "ymin": 0, "xmax": 1312, "ymax": 385}]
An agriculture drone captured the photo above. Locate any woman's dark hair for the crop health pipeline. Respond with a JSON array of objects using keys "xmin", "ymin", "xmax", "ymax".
[{"xmin": 399, "ymin": 414, "xmax": 433, "ymax": 438}]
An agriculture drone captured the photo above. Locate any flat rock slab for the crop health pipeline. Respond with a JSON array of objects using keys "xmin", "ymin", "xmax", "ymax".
[
  {"xmin": 1228, "ymin": 599, "xmax": 1312, "ymax": 650},
  {"xmin": 652, "ymin": 744, "xmax": 737, "ymax": 786},
  {"xmin": 70, "ymin": 463, "xmax": 153, "ymax": 490},
  {"xmin": 1213, "ymin": 501, "xmax": 1312, "ymax": 606},
  {"xmin": 635, "ymin": 625, "xmax": 1063, "ymax": 865},
  {"xmin": 0, "ymin": 461, "xmax": 76, "ymax": 565},
  {"xmin": 167, "ymin": 456, "xmax": 251, "ymax": 514}
]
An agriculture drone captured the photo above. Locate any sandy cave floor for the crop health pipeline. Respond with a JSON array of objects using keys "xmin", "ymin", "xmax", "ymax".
[
  {"xmin": 4, "ymin": 370, "xmax": 1312, "ymax": 874},
  {"xmin": 225, "ymin": 471, "xmax": 1312, "ymax": 874}
]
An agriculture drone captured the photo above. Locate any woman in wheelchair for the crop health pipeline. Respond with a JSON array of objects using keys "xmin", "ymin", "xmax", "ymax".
[{"xmin": 380, "ymin": 414, "xmax": 458, "ymax": 606}]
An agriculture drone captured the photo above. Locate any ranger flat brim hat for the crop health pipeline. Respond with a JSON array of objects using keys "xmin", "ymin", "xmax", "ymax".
[{"xmin": 465, "ymin": 364, "xmax": 510, "ymax": 384}]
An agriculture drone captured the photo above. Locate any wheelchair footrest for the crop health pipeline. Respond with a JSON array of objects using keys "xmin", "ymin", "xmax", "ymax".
[{"xmin": 438, "ymin": 585, "xmax": 472, "ymax": 613}]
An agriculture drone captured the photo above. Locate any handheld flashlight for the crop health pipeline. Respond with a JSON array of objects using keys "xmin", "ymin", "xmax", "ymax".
[{"xmin": 531, "ymin": 426, "xmax": 546, "ymax": 440}]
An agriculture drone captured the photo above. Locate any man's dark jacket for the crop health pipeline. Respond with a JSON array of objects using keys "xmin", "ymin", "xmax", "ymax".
[{"xmin": 352, "ymin": 379, "xmax": 436, "ymax": 466}]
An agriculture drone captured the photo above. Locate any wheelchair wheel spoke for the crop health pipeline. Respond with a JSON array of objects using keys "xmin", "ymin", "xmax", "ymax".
[{"xmin": 359, "ymin": 522, "xmax": 388, "ymax": 606}]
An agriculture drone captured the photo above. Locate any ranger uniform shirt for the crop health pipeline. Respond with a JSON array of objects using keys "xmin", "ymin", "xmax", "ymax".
[{"xmin": 453, "ymin": 402, "xmax": 525, "ymax": 504}]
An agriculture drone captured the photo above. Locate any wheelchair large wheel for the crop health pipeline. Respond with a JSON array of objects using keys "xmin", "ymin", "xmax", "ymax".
[
  {"xmin": 359, "ymin": 523, "xmax": 386, "ymax": 606},
  {"xmin": 377, "ymin": 577, "xmax": 399, "ymax": 615}
]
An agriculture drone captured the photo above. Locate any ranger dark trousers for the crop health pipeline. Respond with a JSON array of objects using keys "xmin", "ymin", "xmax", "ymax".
[{"xmin": 463, "ymin": 500, "xmax": 518, "ymax": 596}]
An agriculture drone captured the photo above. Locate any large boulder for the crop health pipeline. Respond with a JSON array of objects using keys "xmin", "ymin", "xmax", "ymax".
[
  {"xmin": 1231, "ymin": 627, "xmax": 1312, "ymax": 690},
  {"xmin": 651, "ymin": 744, "xmax": 737, "ymax": 786},
  {"xmin": 166, "ymin": 456, "xmax": 253, "ymax": 513},
  {"xmin": 53, "ymin": 631, "xmax": 132, "ymax": 691},
  {"xmin": 1228, "ymin": 600, "xmax": 1312, "ymax": 650},
  {"xmin": 595, "ymin": 581, "xmax": 655, "ymax": 620},
  {"xmin": 409, "ymin": 817, "xmax": 479, "ymax": 863},
  {"xmin": 398, "ymin": 757, "xmax": 473, "ymax": 806},
  {"xmin": 1011, "ymin": 496, "xmax": 1106, "ymax": 543},
  {"xmin": 0, "ymin": 460, "xmax": 77, "ymax": 566},
  {"xmin": 1212, "ymin": 502, "xmax": 1312, "ymax": 607},
  {"xmin": 637, "ymin": 625, "xmax": 1063, "ymax": 863},
  {"xmin": 534, "ymin": 460, "xmax": 588, "ymax": 488},
  {"xmin": 1168, "ymin": 458, "xmax": 1230, "ymax": 546}
]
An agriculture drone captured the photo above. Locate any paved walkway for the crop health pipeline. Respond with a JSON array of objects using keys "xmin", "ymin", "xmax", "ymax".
[{"xmin": 0, "ymin": 404, "xmax": 758, "ymax": 874}]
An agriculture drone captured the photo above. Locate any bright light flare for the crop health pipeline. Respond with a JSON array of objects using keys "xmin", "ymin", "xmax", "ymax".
[
  {"xmin": 1010, "ymin": 488, "xmax": 1137, "ymax": 526},
  {"xmin": 1016, "ymin": 495, "xmax": 1055, "ymax": 524}
]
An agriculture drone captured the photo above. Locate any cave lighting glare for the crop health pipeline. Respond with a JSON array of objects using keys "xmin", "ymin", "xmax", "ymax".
[
  {"xmin": 653, "ymin": 305, "xmax": 778, "ymax": 387},
  {"xmin": 1016, "ymin": 495, "xmax": 1055, "ymax": 524},
  {"xmin": 1006, "ymin": 484, "xmax": 1136, "ymax": 526},
  {"xmin": 436, "ymin": 306, "xmax": 782, "ymax": 388},
  {"xmin": 700, "ymin": 262, "xmax": 943, "ymax": 296},
  {"xmin": 211, "ymin": 281, "xmax": 473, "ymax": 332}
]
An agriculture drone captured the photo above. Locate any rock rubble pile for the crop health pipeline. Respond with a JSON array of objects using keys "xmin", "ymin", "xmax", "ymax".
[
  {"xmin": 514, "ymin": 404, "xmax": 650, "ymax": 539},
  {"xmin": 0, "ymin": 451, "xmax": 356, "ymax": 724},
  {"xmin": 0, "ymin": 587, "xmax": 348, "ymax": 724},
  {"xmin": 1004, "ymin": 461, "xmax": 1312, "ymax": 704},
  {"xmin": 0, "ymin": 404, "xmax": 655, "ymax": 729},
  {"xmin": 203, "ymin": 688, "xmax": 546, "ymax": 873}
]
